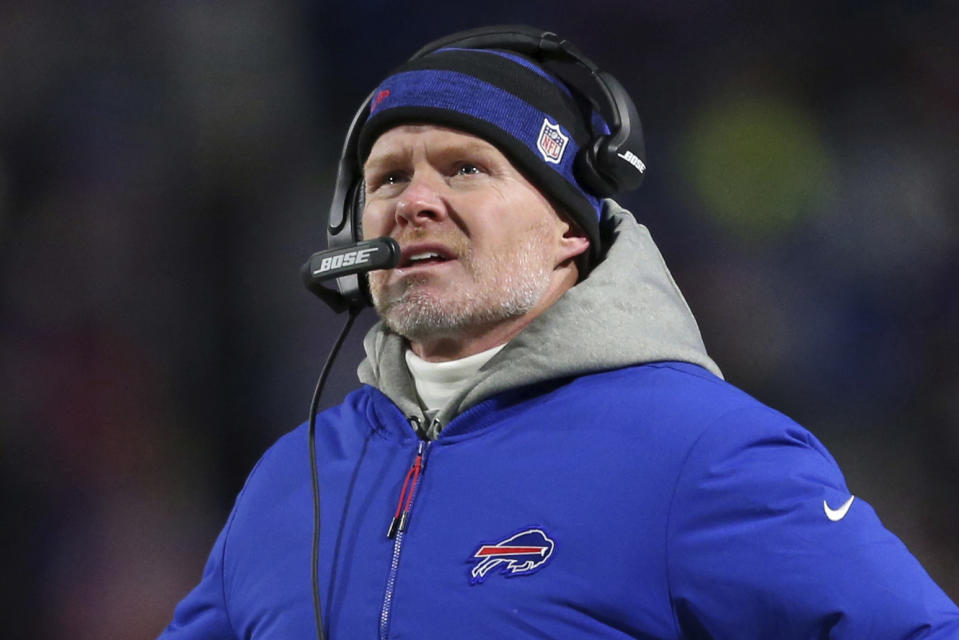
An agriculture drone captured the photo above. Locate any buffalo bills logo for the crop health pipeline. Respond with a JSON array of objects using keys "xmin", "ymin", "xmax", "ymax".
[
  {"xmin": 468, "ymin": 527, "xmax": 555, "ymax": 584},
  {"xmin": 536, "ymin": 119, "xmax": 569, "ymax": 164}
]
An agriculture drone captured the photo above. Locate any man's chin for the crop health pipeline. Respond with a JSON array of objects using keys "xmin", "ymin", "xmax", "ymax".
[{"xmin": 377, "ymin": 298, "xmax": 463, "ymax": 340}]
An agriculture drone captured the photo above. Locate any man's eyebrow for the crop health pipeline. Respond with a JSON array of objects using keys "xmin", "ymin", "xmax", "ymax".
[
  {"xmin": 364, "ymin": 151, "xmax": 406, "ymax": 174},
  {"xmin": 365, "ymin": 140, "xmax": 498, "ymax": 173}
]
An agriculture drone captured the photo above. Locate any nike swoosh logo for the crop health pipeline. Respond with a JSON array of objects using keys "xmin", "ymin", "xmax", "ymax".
[{"xmin": 823, "ymin": 495, "xmax": 855, "ymax": 521}]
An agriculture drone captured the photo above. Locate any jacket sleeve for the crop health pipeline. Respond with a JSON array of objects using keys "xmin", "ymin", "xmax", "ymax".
[
  {"xmin": 666, "ymin": 405, "xmax": 959, "ymax": 639},
  {"xmin": 156, "ymin": 509, "xmax": 238, "ymax": 640}
]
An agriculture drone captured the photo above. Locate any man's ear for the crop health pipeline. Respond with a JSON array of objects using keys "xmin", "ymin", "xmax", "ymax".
[
  {"xmin": 556, "ymin": 218, "xmax": 590, "ymax": 267},
  {"xmin": 559, "ymin": 232, "xmax": 590, "ymax": 265}
]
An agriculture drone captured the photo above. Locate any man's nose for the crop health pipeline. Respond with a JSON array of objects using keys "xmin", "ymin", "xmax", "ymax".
[{"xmin": 394, "ymin": 175, "xmax": 447, "ymax": 227}]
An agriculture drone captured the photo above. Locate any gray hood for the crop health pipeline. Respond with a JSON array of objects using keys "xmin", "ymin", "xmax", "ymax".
[{"xmin": 358, "ymin": 200, "xmax": 722, "ymax": 437}]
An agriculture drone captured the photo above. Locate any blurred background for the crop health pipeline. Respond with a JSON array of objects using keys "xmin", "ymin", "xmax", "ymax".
[{"xmin": 1, "ymin": 0, "xmax": 956, "ymax": 636}]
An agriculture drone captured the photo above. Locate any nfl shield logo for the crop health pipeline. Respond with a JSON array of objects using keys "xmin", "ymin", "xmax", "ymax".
[{"xmin": 537, "ymin": 119, "xmax": 569, "ymax": 164}]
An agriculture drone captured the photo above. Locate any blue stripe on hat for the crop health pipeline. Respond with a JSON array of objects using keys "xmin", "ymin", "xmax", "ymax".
[{"xmin": 372, "ymin": 69, "xmax": 601, "ymax": 216}]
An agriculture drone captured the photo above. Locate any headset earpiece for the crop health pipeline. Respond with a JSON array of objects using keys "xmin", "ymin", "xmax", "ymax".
[{"xmin": 578, "ymin": 71, "xmax": 646, "ymax": 195}]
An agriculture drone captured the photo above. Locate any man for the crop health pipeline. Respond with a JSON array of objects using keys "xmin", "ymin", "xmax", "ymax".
[{"xmin": 160, "ymin": 28, "xmax": 959, "ymax": 639}]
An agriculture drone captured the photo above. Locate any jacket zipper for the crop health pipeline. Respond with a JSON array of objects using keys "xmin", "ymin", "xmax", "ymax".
[{"xmin": 379, "ymin": 437, "xmax": 430, "ymax": 639}]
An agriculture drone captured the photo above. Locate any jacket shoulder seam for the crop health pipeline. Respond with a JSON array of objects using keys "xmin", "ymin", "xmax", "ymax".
[{"xmin": 662, "ymin": 403, "xmax": 760, "ymax": 636}]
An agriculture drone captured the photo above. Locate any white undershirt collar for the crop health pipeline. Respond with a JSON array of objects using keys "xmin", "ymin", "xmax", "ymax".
[{"xmin": 405, "ymin": 343, "xmax": 506, "ymax": 415}]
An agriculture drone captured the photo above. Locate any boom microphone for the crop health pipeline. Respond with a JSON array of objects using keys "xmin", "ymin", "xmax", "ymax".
[
  {"xmin": 301, "ymin": 237, "xmax": 400, "ymax": 312},
  {"xmin": 304, "ymin": 236, "xmax": 400, "ymax": 282}
]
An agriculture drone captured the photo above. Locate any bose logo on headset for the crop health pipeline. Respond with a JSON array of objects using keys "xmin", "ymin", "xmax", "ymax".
[
  {"xmin": 312, "ymin": 247, "xmax": 377, "ymax": 276},
  {"xmin": 617, "ymin": 150, "xmax": 646, "ymax": 174}
]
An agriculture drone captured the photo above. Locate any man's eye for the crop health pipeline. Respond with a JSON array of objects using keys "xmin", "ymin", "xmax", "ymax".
[
  {"xmin": 456, "ymin": 163, "xmax": 481, "ymax": 176},
  {"xmin": 370, "ymin": 172, "xmax": 404, "ymax": 190}
]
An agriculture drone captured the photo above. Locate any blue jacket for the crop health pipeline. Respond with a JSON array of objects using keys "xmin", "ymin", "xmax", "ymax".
[
  {"xmin": 160, "ymin": 205, "xmax": 959, "ymax": 638},
  {"xmin": 160, "ymin": 362, "xmax": 959, "ymax": 638}
]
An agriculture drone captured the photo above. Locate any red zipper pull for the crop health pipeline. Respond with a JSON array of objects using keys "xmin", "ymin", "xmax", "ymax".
[{"xmin": 387, "ymin": 442, "xmax": 426, "ymax": 538}]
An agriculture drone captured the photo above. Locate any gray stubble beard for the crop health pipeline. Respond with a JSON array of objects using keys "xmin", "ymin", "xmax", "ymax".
[{"xmin": 369, "ymin": 226, "xmax": 554, "ymax": 343}]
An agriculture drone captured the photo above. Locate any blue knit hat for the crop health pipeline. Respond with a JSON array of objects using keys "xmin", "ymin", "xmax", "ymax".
[{"xmin": 357, "ymin": 47, "xmax": 606, "ymax": 261}]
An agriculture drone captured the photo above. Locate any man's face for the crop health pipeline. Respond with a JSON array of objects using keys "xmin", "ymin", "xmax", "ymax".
[{"xmin": 361, "ymin": 125, "xmax": 587, "ymax": 360}]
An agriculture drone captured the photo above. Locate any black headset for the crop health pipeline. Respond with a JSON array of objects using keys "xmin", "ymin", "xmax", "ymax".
[{"xmin": 321, "ymin": 24, "xmax": 646, "ymax": 308}]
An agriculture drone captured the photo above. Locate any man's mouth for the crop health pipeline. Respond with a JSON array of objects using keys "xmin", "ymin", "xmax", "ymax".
[{"xmin": 398, "ymin": 245, "xmax": 455, "ymax": 269}]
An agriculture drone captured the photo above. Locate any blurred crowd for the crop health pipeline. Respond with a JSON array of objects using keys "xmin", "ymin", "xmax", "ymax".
[{"xmin": 0, "ymin": 1, "xmax": 956, "ymax": 637}]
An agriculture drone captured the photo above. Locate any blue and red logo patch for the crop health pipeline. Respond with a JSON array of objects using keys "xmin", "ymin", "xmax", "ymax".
[
  {"xmin": 468, "ymin": 527, "xmax": 555, "ymax": 585},
  {"xmin": 536, "ymin": 119, "xmax": 569, "ymax": 164}
]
